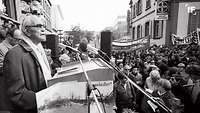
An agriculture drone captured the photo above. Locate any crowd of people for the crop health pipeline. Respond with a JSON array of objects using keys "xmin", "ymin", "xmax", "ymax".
[{"xmin": 112, "ymin": 43, "xmax": 200, "ymax": 113}]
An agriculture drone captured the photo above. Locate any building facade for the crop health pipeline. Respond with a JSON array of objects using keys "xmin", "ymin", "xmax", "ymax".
[
  {"xmin": 0, "ymin": 0, "xmax": 52, "ymax": 30},
  {"xmin": 0, "ymin": 0, "xmax": 20, "ymax": 26},
  {"xmin": 129, "ymin": 0, "xmax": 166, "ymax": 47},
  {"xmin": 51, "ymin": 4, "xmax": 64, "ymax": 32},
  {"xmin": 129, "ymin": 0, "xmax": 200, "ymax": 47},
  {"xmin": 112, "ymin": 15, "xmax": 128, "ymax": 40},
  {"xmin": 41, "ymin": 0, "xmax": 51, "ymax": 31}
]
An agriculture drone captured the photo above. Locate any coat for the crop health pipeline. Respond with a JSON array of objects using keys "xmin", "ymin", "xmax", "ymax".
[
  {"xmin": 113, "ymin": 81, "xmax": 136, "ymax": 110},
  {"xmin": 0, "ymin": 40, "xmax": 13, "ymax": 110},
  {"xmin": 2, "ymin": 40, "xmax": 47, "ymax": 113}
]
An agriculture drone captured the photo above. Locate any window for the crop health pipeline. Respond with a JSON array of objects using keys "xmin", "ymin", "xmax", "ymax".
[
  {"xmin": 137, "ymin": 0, "xmax": 142, "ymax": 16},
  {"xmin": 153, "ymin": 20, "xmax": 163, "ymax": 39},
  {"xmin": 137, "ymin": 25, "xmax": 142, "ymax": 39},
  {"xmin": 146, "ymin": 0, "xmax": 151, "ymax": 10},
  {"xmin": 188, "ymin": 9, "xmax": 200, "ymax": 34},
  {"xmin": 145, "ymin": 21, "xmax": 150, "ymax": 36},
  {"xmin": 132, "ymin": 27, "xmax": 135, "ymax": 40},
  {"xmin": 132, "ymin": 4, "xmax": 136, "ymax": 18}
]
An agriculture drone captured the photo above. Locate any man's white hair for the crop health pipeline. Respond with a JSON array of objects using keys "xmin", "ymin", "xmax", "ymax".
[{"xmin": 21, "ymin": 15, "xmax": 43, "ymax": 34}]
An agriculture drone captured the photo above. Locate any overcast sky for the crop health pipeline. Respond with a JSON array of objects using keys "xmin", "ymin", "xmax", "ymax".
[{"xmin": 51, "ymin": 0, "xmax": 130, "ymax": 31}]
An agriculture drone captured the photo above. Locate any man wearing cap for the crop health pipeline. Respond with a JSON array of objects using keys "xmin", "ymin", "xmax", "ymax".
[
  {"xmin": 0, "ymin": 27, "xmax": 22, "ymax": 73},
  {"xmin": 0, "ymin": 27, "xmax": 22, "ymax": 112},
  {"xmin": 1, "ymin": 15, "xmax": 51, "ymax": 113}
]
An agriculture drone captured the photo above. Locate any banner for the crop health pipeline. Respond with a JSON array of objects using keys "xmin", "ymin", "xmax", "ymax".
[
  {"xmin": 171, "ymin": 34, "xmax": 184, "ymax": 45},
  {"xmin": 172, "ymin": 28, "xmax": 200, "ymax": 45}
]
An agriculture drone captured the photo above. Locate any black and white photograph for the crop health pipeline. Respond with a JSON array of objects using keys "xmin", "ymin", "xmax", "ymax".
[{"xmin": 0, "ymin": 0, "xmax": 200, "ymax": 113}]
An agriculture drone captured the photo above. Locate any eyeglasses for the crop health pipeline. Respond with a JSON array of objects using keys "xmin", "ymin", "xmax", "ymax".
[{"xmin": 26, "ymin": 24, "xmax": 45, "ymax": 28}]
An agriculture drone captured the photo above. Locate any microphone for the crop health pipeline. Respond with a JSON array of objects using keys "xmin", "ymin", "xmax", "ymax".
[
  {"xmin": 87, "ymin": 44, "xmax": 99, "ymax": 54},
  {"xmin": 87, "ymin": 44, "xmax": 106, "ymax": 55},
  {"xmin": 183, "ymin": 84, "xmax": 195, "ymax": 87},
  {"xmin": 65, "ymin": 45, "xmax": 81, "ymax": 54},
  {"xmin": 58, "ymin": 43, "xmax": 80, "ymax": 54},
  {"xmin": 78, "ymin": 42, "xmax": 106, "ymax": 55}
]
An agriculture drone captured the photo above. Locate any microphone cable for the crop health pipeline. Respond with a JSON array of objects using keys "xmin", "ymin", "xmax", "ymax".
[
  {"xmin": 98, "ymin": 50, "xmax": 111, "ymax": 62},
  {"xmin": 93, "ymin": 85, "xmax": 107, "ymax": 113}
]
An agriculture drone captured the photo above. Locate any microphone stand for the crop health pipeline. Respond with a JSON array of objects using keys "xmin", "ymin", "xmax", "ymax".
[
  {"xmin": 95, "ymin": 53, "xmax": 172, "ymax": 113},
  {"xmin": 76, "ymin": 53, "xmax": 104, "ymax": 113}
]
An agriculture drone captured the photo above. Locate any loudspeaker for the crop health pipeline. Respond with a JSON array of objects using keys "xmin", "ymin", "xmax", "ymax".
[
  {"xmin": 44, "ymin": 34, "xmax": 59, "ymax": 58},
  {"xmin": 100, "ymin": 31, "xmax": 112, "ymax": 61}
]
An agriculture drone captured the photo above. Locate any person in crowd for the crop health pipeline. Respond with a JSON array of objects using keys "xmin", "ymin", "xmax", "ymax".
[
  {"xmin": 0, "ymin": 27, "xmax": 22, "ymax": 113},
  {"xmin": 130, "ymin": 67, "xmax": 143, "ymax": 86},
  {"xmin": 77, "ymin": 37, "xmax": 91, "ymax": 60},
  {"xmin": 157, "ymin": 60, "xmax": 169, "ymax": 78},
  {"xmin": 154, "ymin": 79, "xmax": 176, "ymax": 109},
  {"xmin": 57, "ymin": 43, "xmax": 71, "ymax": 65},
  {"xmin": 177, "ymin": 63, "xmax": 185, "ymax": 74},
  {"xmin": 0, "ymin": 27, "xmax": 22, "ymax": 72},
  {"xmin": 1, "ymin": 14, "xmax": 51, "ymax": 113},
  {"xmin": 173, "ymin": 63, "xmax": 190, "ymax": 85},
  {"xmin": 113, "ymin": 74, "xmax": 136, "ymax": 113},
  {"xmin": 59, "ymin": 49, "xmax": 71, "ymax": 65},
  {"xmin": 152, "ymin": 78, "xmax": 184, "ymax": 113},
  {"xmin": 123, "ymin": 64, "xmax": 131, "ymax": 76},
  {"xmin": 145, "ymin": 70, "xmax": 161, "ymax": 92},
  {"xmin": 130, "ymin": 66, "xmax": 144, "ymax": 112},
  {"xmin": 117, "ymin": 62, "xmax": 124, "ymax": 71},
  {"xmin": 184, "ymin": 64, "xmax": 200, "ymax": 113},
  {"xmin": 0, "ymin": 26, "xmax": 7, "ymax": 42}
]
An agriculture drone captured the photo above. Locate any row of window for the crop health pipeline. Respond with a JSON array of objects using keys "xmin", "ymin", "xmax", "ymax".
[
  {"xmin": 132, "ymin": 20, "xmax": 163, "ymax": 40},
  {"xmin": 132, "ymin": 0, "xmax": 151, "ymax": 19},
  {"xmin": 42, "ymin": 0, "xmax": 51, "ymax": 16}
]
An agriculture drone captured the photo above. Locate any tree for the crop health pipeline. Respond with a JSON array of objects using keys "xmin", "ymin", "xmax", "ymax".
[
  {"xmin": 69, "ymin": 25, "xmax": 83, "ymax": 47},
  {"xmin": 83, "ymin": 30, "xmax": 94, "ymax": 42}
]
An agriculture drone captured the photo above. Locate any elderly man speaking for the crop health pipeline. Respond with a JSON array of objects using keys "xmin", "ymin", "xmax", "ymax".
[{"xmin": 2, "ymin": 14, "xmax": 51, "ymax": 113}]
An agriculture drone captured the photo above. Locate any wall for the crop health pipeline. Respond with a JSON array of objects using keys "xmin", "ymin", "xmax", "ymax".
[
  {"xmin": 51, "ymin": 5, "xmax": 64, "ymax": 30},
  {"xmin": 176, "ymin": 2, "xmax": 200, "ymax": 37}
]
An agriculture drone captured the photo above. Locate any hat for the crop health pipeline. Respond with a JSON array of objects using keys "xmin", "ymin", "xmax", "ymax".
[
  {"xmin": 177, "ymin": 63, "xmax": 185, "ymax": 67},
  {"xmin": 150, "ymin": 60, "xmax": 155, "ymax": 63},
  {"xmin": 124, "ymin": 64, "xmax": 131, "ymax": 70},
  {"xmin": 149, "ymin": 65, "xmax": 159, "ymax": 70}
]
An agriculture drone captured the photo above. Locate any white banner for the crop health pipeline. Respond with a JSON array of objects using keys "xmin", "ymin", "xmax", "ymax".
[{"xmin": 172, "ymin": 28, "xmax": 200, "ymax": 45}]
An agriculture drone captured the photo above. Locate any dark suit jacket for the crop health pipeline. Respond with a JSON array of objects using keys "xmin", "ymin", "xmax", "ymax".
[
  {"xmin": 2, "ymin": 40, "xmax": 47, "ymax": 113},
  {"xmin": 113, "ymin": 81, "xmax": 136, "ymax": 109}
]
